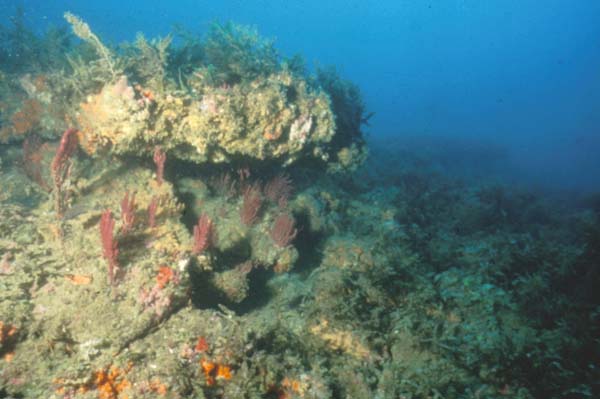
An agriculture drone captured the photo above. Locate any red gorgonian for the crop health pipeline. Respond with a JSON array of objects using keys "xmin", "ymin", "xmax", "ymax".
[
  {"xmin": 192, "ymin": 214, "xmax": 214, "ymax": 255},
  {"xmin": 270, "ymin": 213, "xmax": 297, "ymax": 248}
]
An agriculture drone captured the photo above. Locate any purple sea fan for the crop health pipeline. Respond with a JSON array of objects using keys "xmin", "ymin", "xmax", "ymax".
[
  {"xmin": 240, "ymin": 184, "xmax": 262, "ymax": 225},
  {"xmin": 147, "ymin": 195, "xmax": 159, "ymax": 228},
  {"xmin": 211, "ymin": 172, "xmax": 237, "ymax": 199},
  {"xmin": 264, "ymin": 173, "xmax": 293, "ymax": 208},
  {"xmin": 120, "ymin": 191, "xmax": 136, "ymax": 234},
  {"xmin": 153, "ymin": 146, "xmax": 166, "ymax": 186},
  {"xmin": 99, "ymin": 209, "xmax": 119, "ymax": 285},
  {"xmin": 51, "ymin": 127, "xmax": 79, "ymax": 217},
  {"xmin": 270, "ymin": 213, "xmax": 298, "ymax": 247},
  {"xmin": 192, "ymin": 214, "xmax": 213, "ymax": 255}
]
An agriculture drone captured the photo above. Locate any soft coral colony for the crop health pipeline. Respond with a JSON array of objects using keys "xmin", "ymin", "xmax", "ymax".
[{"xmin": 0, "ymin": 9, "xmax": 370, "ymax": 399}]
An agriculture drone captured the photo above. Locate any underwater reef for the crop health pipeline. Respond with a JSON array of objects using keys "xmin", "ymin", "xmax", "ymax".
[{"xmin": 0, "ymin": 9, "xmax": 599, "ymax": 399}]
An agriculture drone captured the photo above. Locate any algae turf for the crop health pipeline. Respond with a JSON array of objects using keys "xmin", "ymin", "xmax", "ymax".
[{"xmin": 1, "ymin": 9, "xmax": 599, "ymax": 399}]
